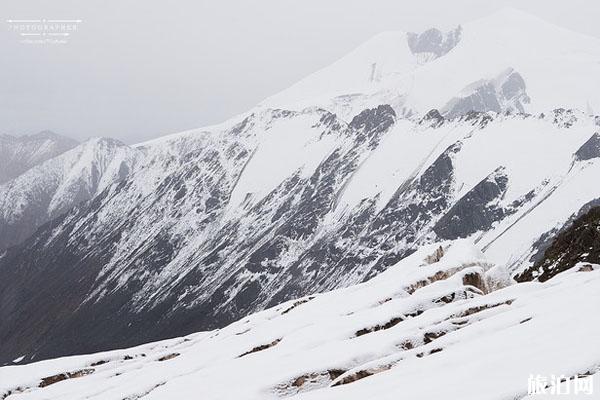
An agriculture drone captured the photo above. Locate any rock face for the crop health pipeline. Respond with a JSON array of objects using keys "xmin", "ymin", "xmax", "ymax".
[
  {"xmin": 575, "ymin": 132, "xmax": 600, "ymax": 161},
  {"xmin": 516, "ymin": 206, "xmax": 600, "ymax": 282},
  {"xmin": 434, "ymin": 167, "xmax": 509, "ymax": 240},
  {"xmin": 407, "ymin": 26, "xmax": 462, "ymax": 61},
  {"xmin": 441, "ymin": 68, "xmax": 530, "ymax": 118},
  {"xmin": 0, "ymin": 131, "xmax": 78, "ymax": 184}
]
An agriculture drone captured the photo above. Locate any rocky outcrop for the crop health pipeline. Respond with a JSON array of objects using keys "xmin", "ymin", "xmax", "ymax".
[
  {"xmin": 516, "ymin": 206, "xmax": 600, "ymax": 282},
  {"xmin": 407, "ymin": 26, "xmax": 462, "ymax": 61},
  {"xmin": 575, "ymin": 132, "xmax": 600, "ymax": 161},
  {"xmin": 434, "ymin": 167, "xmax": 509, "ymax": 239},
  {"xmin": 441, "ymin": 68, "xmax": 530, "ymax": 118}
]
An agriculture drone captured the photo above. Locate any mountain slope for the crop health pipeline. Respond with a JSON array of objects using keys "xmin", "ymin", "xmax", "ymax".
[
  {"xmin": 2, "ymin": 9, "xmax": 600, "ymax": 366},
  {"xmin": 1, "ymin": 108, "xmax": 598, "ymax": 365},
  {"xmin": 0, "ymin": 138, "xmax": 140, "ymax": 250},
  {"xmin": 0, "ymin": 131, "xmax": 78, "ymax": 184},
  {"xmin": 1, "ymin": 241, "xmax": 598, "ymax": 400}
]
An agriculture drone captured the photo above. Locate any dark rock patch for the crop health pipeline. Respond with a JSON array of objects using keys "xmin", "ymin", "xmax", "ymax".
[
  {"xmin": 238, "ymin": 339, "xmax": 281, "ymax": 358},
  {"xmin": 355, "ymin": 317, "xmax": 404, "ymax": 337},
  {"xmin": 157, "ymin": 353, "xmax": 180, "ymax": 362},
  {"xmin": 39, "ymin": 368, "xmax": 94, "ymax": 388},
  {"xmin": 516, "ymin": 206, "xmax": 600, "ymax": 282},
  {"xmin": 434, "ymin": 167, "xmax": 509, "ymax": 239},
  {"xmin": 574, "ymin": 133, "xmax": 600, "ymax": 161}
]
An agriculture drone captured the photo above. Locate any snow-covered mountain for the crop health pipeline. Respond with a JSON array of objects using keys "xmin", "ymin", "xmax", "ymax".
[
  {"xmin": 1, "ymin": 8, "xmax": 600, "ymax": 370},
  {"xmin": 0, "ymin": 138, "xmax": 140, "ymax": 250},
  {"xmin": 0, "ymin": 131, "xmax": 78, "ymax": 184},
  {"xmin": 1, "ymin": 240, "xmax": 598, "ymax": 399},
  {"xmin": 262, "ymin": 8, "xmax": 600, "ymax": 120}
]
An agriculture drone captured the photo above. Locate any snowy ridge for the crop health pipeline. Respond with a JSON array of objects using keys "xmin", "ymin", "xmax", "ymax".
[
  {"xmin": 262, "ymin": 8, "xmax": 600, "ymax": 120},
  {"xmin": 1, "ymin": 241, "xmax": 598, "ymax": 400},
  {"xmin": 0, "ymin": 138, "xmax": 140, "ymax": 250},
  {"xmin": 0, "ymin": 131, "xmax": 78, "ymax": 184}
]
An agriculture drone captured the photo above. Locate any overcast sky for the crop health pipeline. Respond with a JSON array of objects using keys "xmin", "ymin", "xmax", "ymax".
[{"xmin": 1, "ymin": 0, "xmax": 599, "ymax": 144}]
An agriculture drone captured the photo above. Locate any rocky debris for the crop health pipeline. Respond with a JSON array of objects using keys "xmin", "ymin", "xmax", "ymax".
[
  {"xmin": 550, "ymin": 108, "xmax": 578, "ymax": 128},
  {"xmin": 423, "ymin": 330, "xmax": 447, "ymax": 344},
  {"xmin": 157, "ymin": 353, "xmax": 180, "ymax": 362},
  {"xmin": 424, "ymin": 246, "xmax": 445, "ymax": 264},
  {"xmin": 238, "ymin": 339, "xmax": 281, "ymax": 358},
  {"xmin": 577, "ymin": 264, "xmax": 596, "ymax": 272},
  {"xmin": 462, "ymin": 271, "xmax": 487, "ymax": 294},
  {"xmin": 516, "ymin": 206, "xmax": 600, "ymax": 282},
  {"xmin": 454, "ymin": 299, "xmax": 513, "ymax": 318},
  {"xmin": 332, "ymin": 365, "xmax": 392, "ymax": 386},
  {"xmin": 1, "ymin": 387, "xmax": 25, "ymax": 400},
  {"xmin": 405, "ymin": 269, "xmax": 460, "ymax": 295},
  {"xmin": 39, "ymin": 368, "xmax": 94, "ymax": 388},
  {"xmin": 355, "ymin": 317, "xmax": 404, "ymax": 337},
  {"xmin": 281, "ymin": 297, "xmax": 315, "ymax": 315},
  {"xmin": 275, "ymin": 369, "xmax": 347, "ymax": 397}
]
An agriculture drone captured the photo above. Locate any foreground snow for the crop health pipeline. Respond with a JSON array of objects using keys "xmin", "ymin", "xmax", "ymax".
[{"xmin": 2, "ymin": 241, "xmax": 598, "ymax": 399}]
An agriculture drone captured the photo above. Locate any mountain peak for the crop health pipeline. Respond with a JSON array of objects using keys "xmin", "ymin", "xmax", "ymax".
[
  {"xmin": 0, "ymin": 130, "xmax": 80, "ymax": 184},
  {"xmin": 490, "ymin": 7, "xmax": 543, "ymax": 20}
]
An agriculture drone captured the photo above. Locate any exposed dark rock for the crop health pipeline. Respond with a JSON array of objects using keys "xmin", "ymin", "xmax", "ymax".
[
  {"xmin": 281, "ymin": 296, "xmax": 314, "ymax": 315},
  {"xmin": 420, "ymin": 109, "xmax": 445, "ymax": 127},
  {"xmin": 551, "ymin": 108, "xmax": 577, "ymax": 128},
  {"xmin": 157, "ymin": 353, "xmax": 180, "ymax": 362},
  {"xmin": 238, "ymin": 339, "xmax": 281, "ymax": 358},
  {"xmin": 407, "ymin": 26, "xmax": 462, "ymax": 59},
  {"xmin": 455, "ymin": 300, "xmax": 513, "ymax": 318},
  {"xmin": 574, "ymin": 133, "xmax": 600, "ymax": 161},
  {"xmin": 445, "ymin": 82, "xmax": 502, "ymax": 118},
  {"xmin": 333, "ymin": 365, "xmax": 391, "ymax": 386},
  {"xmin": 349, "ymin": 105, "xmax": 396, "ymax": 149},
  {"xmin": 461, "ymin": 271, "xmax": 487, "ymax": 293},
  {"xmin": 39, "ymin": 369, "xmax": 94, "ymax": 388},
  {"xmin": 434, "ymin": 168, "xmax": 509, "ymax": 239},
  {"xmin": 516, "ymin": 206, "xmax": 600, "ymax": 282},
  {"xmin": 355, "ymin": 316, "xmax": 404, "ymax": 337},
  {"xmin": 442, "ymin": 69, "xmax": 529, "ymax": 119}
]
